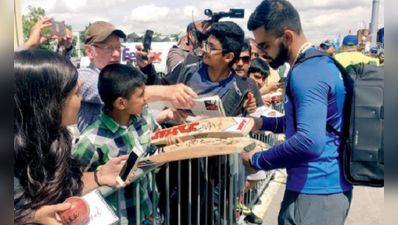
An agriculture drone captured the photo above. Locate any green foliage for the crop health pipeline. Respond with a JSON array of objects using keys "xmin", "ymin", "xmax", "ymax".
[
  {"xmin": 170, "ymin": 33, "xmax": 179, "ymax": 41},
  {"xmin": 79, "ymin": 23, "xmax": 92, "ymax": 57}
]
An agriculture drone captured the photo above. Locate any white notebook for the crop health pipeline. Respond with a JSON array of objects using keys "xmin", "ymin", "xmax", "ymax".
[{"xmin": 82, "ymin": 189, "xmax": 119, "ymax": 225}]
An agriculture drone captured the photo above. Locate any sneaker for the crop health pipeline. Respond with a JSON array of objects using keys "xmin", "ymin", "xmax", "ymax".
[
  {"xmin": 236, "ymin": 201, "xmax": 252, "ymax": 216},
  {"xmin": 245, "ymin": 212, "xmax": 263, "ymax": 224}
]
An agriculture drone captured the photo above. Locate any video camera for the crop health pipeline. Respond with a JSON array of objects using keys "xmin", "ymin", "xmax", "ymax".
[{"xmin": 204, "ymin": 9, "xmax": 245, "ymax": 22}]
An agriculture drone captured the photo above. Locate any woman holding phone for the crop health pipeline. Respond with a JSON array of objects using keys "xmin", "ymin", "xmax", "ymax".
[{"xmin": 14, "ymin": 50, "xmax": 132, "ymax": 225}]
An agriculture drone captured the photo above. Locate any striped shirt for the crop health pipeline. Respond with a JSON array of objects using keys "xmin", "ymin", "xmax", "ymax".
[{"xmin": 73, "ymin": 107, "xmax": 159, "ymax": 224}]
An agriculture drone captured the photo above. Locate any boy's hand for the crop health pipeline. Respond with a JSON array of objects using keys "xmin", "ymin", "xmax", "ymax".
[
  {"xmin": 135, "ymin": 44, "xmax": 155, "ymax": 68},
  {"xmin": 269, "ymin": 82, "xmax": 285, "ymax": 92},
  {"xmin": 243, "ymin": 93, "xmax": 257, "ymax": 115},
  {"xmin": 165, "ymin": 135, "xmax": 184, "ymax": 146}
]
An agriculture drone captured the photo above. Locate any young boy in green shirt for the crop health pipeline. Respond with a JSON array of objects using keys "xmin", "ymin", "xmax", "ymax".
[{"xmin": 73, "ymin": 64, "xmax": 171, "ymax": 225}]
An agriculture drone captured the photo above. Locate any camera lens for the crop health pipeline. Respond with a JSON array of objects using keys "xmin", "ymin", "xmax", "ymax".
[{"xmin": 204, "ymin": 9, "xmax": 213, "ymax": 16}]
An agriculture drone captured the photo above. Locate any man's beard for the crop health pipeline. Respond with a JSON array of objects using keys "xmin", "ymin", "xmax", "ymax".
[{"xmin": 264, "ymin": 42, "xmax": 289, "ymax": 69}]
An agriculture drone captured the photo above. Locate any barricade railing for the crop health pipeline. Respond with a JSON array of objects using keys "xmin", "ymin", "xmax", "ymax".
[{"xmin": 98, "ymin": 102, "xmax": 285, "ymax": 225}]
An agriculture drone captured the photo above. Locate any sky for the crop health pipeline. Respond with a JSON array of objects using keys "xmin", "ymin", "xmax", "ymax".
[{"xmin": 20, "ymin": 0, "xmax": 385, "ymax": 45}]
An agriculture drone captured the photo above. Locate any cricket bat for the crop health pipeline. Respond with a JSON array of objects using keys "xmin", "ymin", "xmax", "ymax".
[
  {"xmin": 151, "ymin": 117, "xmax": 255, "ymax": 146},
  {"xmin": 138, "ymin": 137, "xmax": 270, "ymax": 167}
]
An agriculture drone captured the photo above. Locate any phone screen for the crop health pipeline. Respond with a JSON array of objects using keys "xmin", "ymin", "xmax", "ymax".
[
  {"xmin": 50, "ymin": 20, "xmax": 66, "ymax": 37},
  {"xmin": 279, "ymin": 77, "xmax": 287, "ymax": 83},
  {"xmin": 142, "ymin": 30, "xmax": 154, "ymax": 60},
  {"xmin": 118, "ymin": 152, "xmax": 140, "ymax": 181}
]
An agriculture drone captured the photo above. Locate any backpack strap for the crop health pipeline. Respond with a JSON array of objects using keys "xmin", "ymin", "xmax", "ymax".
[{"xmin": 286, "ymin": 50, "xmax": 348, "ymax": 141}]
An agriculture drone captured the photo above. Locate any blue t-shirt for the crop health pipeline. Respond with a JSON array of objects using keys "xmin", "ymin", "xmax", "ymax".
[
  {"xmin": 251, "ymin": 49, "xmax": 353, "ymax": 194},
  {"xmin": 188, "ymin": 63, "xmax": 235, "ymax": 99}
]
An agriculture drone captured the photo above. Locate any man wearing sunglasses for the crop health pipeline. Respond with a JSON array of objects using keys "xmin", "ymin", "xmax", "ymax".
[
  {"xmin": 242, "ymin": 1, "xmax": 353, "ymax": 224},
  {"xmin": 233, "ymin": 39, "xmax": 252, "ymax": 77},
  {"xmin": 78, "ymin": 21, "xmax": 198, "ymax": 133}
]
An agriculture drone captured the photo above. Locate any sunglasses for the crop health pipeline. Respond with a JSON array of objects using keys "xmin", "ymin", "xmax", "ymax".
[{"xmin": 239, "ymin": 56, "xmax": 251, "ymax": 63}]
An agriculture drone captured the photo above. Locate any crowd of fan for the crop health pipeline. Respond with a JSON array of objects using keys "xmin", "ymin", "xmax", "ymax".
[{"xmin": 14, "ymin": 0, "xmax": 384, "ymax": 225}]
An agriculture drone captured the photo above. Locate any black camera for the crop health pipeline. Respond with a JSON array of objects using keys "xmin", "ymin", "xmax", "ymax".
[{"xmin": 204, "ymin": 9, "xmax": 245, "ymax": 22}]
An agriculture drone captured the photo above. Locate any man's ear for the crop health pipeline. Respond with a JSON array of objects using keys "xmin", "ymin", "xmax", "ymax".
[
  {"xmin": 224, "ymin": 52, "xmax": 235, "ymax": 65},
  {"xmin": 113, "ymin": 97, "xmax": 126, "ymax": 110},
  {"xmin": 84, "ymin": 45, "xmax": 96, "ymax": 59},
  {"xmin": 283, "ymin": 30, "xmax": 294, "ymax": 47}
]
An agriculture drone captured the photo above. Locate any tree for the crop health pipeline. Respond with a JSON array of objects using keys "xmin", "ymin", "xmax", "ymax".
[
  {"xmin": 79, "ymin": 23, "xmax": 92, "ymax": 57},
  {"xmin": 170, "ymin": 33, "xmax": 179, "ymax": 42}
]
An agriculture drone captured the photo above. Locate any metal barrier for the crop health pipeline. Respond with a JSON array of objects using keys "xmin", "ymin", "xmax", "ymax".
[{"xmin": 99, "ymin": 103, "xmax": 285, "ymax": 225}]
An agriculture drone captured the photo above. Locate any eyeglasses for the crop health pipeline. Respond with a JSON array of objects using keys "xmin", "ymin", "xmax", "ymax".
[
  {"xmin": 91, "ymin": 44, "xmax": 125, "ymax": 53},
  {"xmin": 203, "ymin": 41, "xmax": 227, "ymax": 54},
  {"xmin": 239, "ymin": 56, "xmax": 251, "ymax": 63}
]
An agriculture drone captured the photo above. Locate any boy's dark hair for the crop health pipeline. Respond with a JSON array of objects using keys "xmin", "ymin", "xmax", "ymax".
[
  {"xmin": 248, "ymin": 58, "xmax": 270, "ymax": 81},
  {"xmin": 248, "ymin": 0, "xmax": 302, "ymax": 36},
  {"xmin": 242, "ymin": 39, "xmax": 252, "ymax": 56},
  {"xmin": 209, "ymin": 21, "xmax": 245, "ymax": 67},
  {"xmin": 98, "ymin": 64, "xmax": 147, "ymax": 111}
]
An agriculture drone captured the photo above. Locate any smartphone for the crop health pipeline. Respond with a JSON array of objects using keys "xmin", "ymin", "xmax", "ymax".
[
  {"xmin": 116, "ymin": 151, "xmax": 141, "ymax": 187},
  {"xmin": 278, "ymin": 77, "xmax": 287, "ymax": 83},
  {"xmin": 50, "ymin": 20, "xmax": 66, "ymax": 37},
  {"xmin": 142, "ymin": 30, "xmax": 154, "ymax": 60}
]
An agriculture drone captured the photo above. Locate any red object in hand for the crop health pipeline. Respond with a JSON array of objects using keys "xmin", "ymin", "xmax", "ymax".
[
  {"xmin": 248, "ymin": 93, "xmax": 254, "ymax": 100},
  {"xmin": 59, "ymin": 197, "xmax": 90, "ymax": 225}
]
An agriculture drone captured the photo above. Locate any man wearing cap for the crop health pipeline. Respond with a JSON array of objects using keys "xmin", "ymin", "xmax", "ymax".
[
  {"xmin": 369, "ymin": 47, "xmax": 378, "ymax": 58},
  {"xmin": 320, "ymin": 40, "xmax": 337, "ymax": 57},
  {"xmin": 166, "ymin": 22, "xmax": 195, "ymax": 73},
  {"xmin": 78, "ymin": 21, "xmax": 198, "ymax": 133},
  {"xmin": 335, "ymin": 35, "xmax": 379, "ymax": 68}
]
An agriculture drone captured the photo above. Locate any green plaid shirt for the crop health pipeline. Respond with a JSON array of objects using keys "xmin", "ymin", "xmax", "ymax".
[{"xmin": 73, "ymin": 107, "xmax": 160, "ymax": 225}]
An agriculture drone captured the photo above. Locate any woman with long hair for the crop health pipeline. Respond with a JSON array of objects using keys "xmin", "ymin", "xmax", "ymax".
[{"xmin": 14, "ymin": 50, "xmax": 131, "ymax": 225}]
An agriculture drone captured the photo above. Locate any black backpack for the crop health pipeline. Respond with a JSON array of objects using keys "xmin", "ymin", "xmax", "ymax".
[{"xmin": 286, "ymin": 50, "xmax": 384, "ymax": 187}]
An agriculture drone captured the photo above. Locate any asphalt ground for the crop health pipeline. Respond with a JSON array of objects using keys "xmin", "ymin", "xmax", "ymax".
[{"xmin": 250, "ymin": 171, "xmax": 384, "ymax": 225}]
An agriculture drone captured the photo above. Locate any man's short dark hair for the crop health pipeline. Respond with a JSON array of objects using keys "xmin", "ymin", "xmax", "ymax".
[
  {"xmin": 242, "ymin": 39, "xmax": 252, "ymax": 56},
  {"xmin": 98, "ymin": 64, "xmax": 147, "ymax": 111},
  {"xmin": 210, "ymin": 21, "xmax": 245, "ymax": 67},
  {"xmin": 248, "ymin": 0, "xmax": 302, "ymax": 36},
  {"xmin": 248, "ymin": 58, "xmax": 270, "ymax": 80}
]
